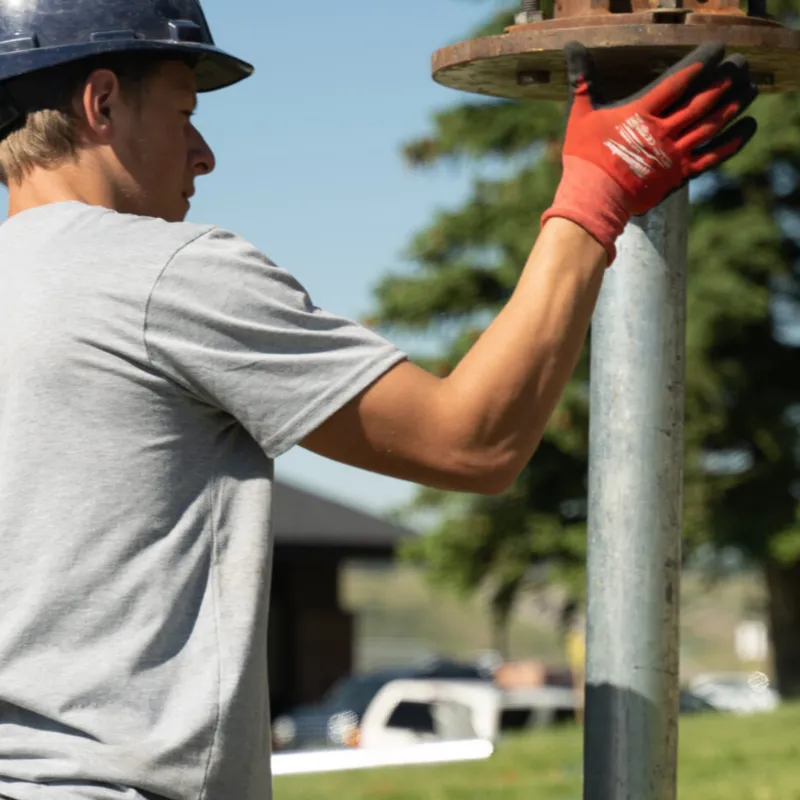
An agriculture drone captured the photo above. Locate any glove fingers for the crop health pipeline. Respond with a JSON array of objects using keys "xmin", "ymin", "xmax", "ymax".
[
  {"xmin": 633, "ymin": 42, "xmax": 727, "ymax": 116},
  {"xmin": 689, "ymin": 116, "xmax": 758, "ymax": 174},
  {"xmin": 676, "ymin": 80, "xmax": 758, "ymax": 151},
  {"xmin": 667, "ymin": 56, "xmax": 754, "ymax": 134}
]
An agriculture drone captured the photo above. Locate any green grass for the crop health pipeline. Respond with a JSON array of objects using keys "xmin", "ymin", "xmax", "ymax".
[{"xmin": 274, "ymin": 703, "xmax": 800, "ymax": 800}]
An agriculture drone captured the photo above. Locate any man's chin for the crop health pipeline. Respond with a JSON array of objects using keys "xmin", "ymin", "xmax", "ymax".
[
  {"xmin": 149, "ymin": 194, "xmax": 191, "ymax": 223},
  {"xmin": 179, "ymin": 194, "xmax": 191, "ymax": 220},
  {"xmin": 160, "ymin": 202, "xmax": 190, "ymax": 224}
]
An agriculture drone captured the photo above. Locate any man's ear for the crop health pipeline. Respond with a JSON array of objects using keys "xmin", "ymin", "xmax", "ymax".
[{"xmin": 78, "ymin": 69, "xmax": 120, "ymax": 141}]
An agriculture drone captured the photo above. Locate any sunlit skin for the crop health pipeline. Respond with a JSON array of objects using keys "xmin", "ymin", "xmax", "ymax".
[{"xmin": 7, "ymin": 60, "xmax": 215, "ymax": 223}]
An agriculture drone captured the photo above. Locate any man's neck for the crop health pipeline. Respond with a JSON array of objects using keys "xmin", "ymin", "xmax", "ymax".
[{"xmin": 7, "ymin": 161, "xmax": 118, "ymax": 218}]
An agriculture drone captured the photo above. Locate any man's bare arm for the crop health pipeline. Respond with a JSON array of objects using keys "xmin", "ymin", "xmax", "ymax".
[
  {"xmin": 302, "ymin": 43, "xmax": 758, "ymax": 494},
  {"xmin": 300, "ymin": 219, "xmax": 606, "ymax": 494}
]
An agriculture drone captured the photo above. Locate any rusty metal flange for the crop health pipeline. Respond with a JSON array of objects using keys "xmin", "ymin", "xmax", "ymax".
[{"xmin": 432, "ymin": 17, "xmax": 800, "ymax": 101}]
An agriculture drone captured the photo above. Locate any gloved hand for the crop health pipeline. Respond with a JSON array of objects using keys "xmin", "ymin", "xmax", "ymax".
[{"xmin": 541, "ymin": 42, "xmax": 758, "ymax": 264}]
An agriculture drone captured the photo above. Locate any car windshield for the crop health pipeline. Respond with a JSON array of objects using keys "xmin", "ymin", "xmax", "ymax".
[{"xmin": 323, "ymin": 675, "xmax": 396, "ymax": 714}]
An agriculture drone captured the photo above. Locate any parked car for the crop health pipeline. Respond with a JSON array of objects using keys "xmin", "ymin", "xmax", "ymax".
[
  {"xmin": 685, "ymin": 671, "xmax": 780, "ymax": 715},
  {"xmin": 271, "ymin": 660, "xmax": 489, "ymax": 751}
]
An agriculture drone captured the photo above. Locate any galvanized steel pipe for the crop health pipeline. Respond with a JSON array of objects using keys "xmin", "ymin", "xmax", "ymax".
[{"xmin": 584, "ymin": 188, "xmax": 688, "ymax": 800}]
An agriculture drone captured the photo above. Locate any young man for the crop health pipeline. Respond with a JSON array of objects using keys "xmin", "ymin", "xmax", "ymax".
[{"xmin": 0, "ymin": 0, "xmax": 758, "ymax": 798}]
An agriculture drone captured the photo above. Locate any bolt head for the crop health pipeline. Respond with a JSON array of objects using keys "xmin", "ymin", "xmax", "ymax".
[
  {"xmin": 517, "ymin": 70, "xmax": 550, "ymax": 86},
  {"xmin": 514, "ymin": 10, "xmax": 544, "ymax": 23}
]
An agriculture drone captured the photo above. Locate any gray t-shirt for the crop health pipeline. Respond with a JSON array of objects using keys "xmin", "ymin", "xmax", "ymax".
[{"xmin": 0, "ymin": 202, "xmax": 406, "ymax": 800}]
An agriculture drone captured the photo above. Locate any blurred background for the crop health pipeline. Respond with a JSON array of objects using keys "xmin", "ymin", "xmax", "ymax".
[
  {"xmin": 4, "ymin": 0, "xmax": 799, "ymax": 796},
  {"xmin": 257, "ymin": 3, "xmax": 800, "ymax": 794}
]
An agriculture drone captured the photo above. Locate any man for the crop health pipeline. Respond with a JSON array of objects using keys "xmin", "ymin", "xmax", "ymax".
[{"xmin": 0, "ymin": 0, "xmax": 757, "ymax": 798}]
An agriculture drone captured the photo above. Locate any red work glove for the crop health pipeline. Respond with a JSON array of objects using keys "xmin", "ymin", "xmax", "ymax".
[{"xmin": 541, "ymin": 42, "xmax": 758, "ymax": 264}]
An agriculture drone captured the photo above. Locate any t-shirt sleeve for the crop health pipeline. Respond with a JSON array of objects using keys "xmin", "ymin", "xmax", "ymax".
[{"xmin": 144, "ymin": 227, "xmax": 407, "ymax": 459}]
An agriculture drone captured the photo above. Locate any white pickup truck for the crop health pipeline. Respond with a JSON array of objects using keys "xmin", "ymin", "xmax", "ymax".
[{"xmin": 352, "ymin": 677, "xmax": 576, "ymax": 750}]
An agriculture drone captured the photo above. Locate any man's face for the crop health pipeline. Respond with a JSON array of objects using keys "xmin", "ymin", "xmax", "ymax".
[{"xmin": 111, "ymin": 61, "xmax": 215, "ymax": 223}]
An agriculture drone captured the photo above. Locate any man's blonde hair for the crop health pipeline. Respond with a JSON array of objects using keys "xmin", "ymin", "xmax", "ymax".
[
  {"xmin": 0, "ymin": 54, "xmax": 179, "ymax": 185},
  {"xmin": 0, "ymin": 108, "xmax": 82, "ymax": 185}
]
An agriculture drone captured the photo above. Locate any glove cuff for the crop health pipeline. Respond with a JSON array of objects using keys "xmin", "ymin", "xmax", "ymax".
[{"xmin": 540, "ymin": 157, "xmax": 631, "ymax": 266}]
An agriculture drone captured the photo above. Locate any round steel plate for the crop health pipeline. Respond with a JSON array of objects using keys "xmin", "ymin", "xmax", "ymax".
[{"xmin": 432, "ymin": 20, "xmax": 800, "ymax": 101}]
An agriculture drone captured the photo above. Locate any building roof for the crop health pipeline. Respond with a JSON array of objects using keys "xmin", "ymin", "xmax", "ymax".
[{"xmin": 273, "ymin": 479, "xmax": 412, "ymax": 553}]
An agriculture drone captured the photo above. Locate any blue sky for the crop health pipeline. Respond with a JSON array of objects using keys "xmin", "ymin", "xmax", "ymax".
[
  {"xmin": 2, "ymin": 0, "xmax": 505, "ymax": 517},
  {"xmin": 196, "ymin": 0, "xmax": 500, "ymax": 516}
]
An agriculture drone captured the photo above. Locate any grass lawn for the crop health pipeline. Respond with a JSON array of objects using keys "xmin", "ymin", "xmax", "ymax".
[{"xmin": 274, "ymin": 703, "xmax": 800, "ymax": 800}]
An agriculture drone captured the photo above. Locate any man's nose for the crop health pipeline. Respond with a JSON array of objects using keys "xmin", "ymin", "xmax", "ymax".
[{"xmin": 190, "ymin": 127, "xmax": 216, "ymax": 176}]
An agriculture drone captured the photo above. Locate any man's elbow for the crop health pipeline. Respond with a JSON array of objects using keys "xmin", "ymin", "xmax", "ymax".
[{"xmin": 444, "ymin": 446, "xmax": 529, "ymax": 496}]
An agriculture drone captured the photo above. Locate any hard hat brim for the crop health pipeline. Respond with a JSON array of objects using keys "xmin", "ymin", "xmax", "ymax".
[{"xmin": 1, "ymin": 39, "xmax": 254, "ymax": 93}]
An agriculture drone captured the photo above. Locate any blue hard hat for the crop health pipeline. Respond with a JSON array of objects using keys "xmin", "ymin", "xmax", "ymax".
[{"xmin": 0, "ymin": 0, "xmax": 254, "ymax": 93}]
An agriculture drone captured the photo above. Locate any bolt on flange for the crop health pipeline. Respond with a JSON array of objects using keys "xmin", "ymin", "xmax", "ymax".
[{"xmin": 515, "ymin": 0, "xmax": 544, "ymax": 24}]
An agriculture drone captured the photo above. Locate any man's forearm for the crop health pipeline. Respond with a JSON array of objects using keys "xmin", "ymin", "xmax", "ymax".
[
  {"xmin": 301, "ymin": 44, "xmax": 756, "ymax": 496},
  {"xmin": 441, "ymin": 217, "xmax": 607, "ymax": 483}
]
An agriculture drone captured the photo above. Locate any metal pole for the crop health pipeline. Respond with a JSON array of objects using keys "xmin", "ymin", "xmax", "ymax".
[{"xmin": 583, "ymin": 187, "xmax": 688, "ymax": 800}]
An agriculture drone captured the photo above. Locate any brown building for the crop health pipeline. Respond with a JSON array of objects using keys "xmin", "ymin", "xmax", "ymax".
[{"xmin": 269, "ymin": 480, "xmax": 411, "ymax": 716}]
